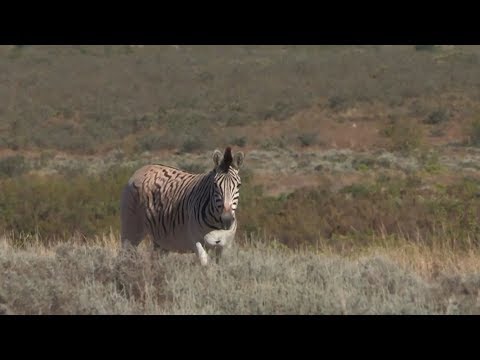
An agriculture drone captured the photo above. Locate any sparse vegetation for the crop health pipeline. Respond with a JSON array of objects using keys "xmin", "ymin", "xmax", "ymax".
[
  {"xmin": 2, "ymin": 45, "xmax": 480, "ymax": 155},
  {"xmin": 328, "ymin": 95, "xmax": 348, "ymax": 111},
  {"xmin": 3, "ymin": 45, "xmax": 480, "ymax": 314},
  {"xmin": 383, "ymin": 119, "xmax": 424, "ymax": 154},
  {"xmin": 0, "ymin": 155, "xmax": 29, "ymax": 178},
  {"xmin": 1, "ymin": 233, "xmax": 480, "ymax": 315},
  {"xmin": 298, "ymin": 133, "xmax": 317, "ymax": 147},
  {"xmin": 176, "ymin": 161, "xmax": 208, "ymax": 174},
  {"xmin": 466, "ymin": 118, "xmax": 480, "ymax": 146},
  {"xmin": 424, "ymin": 109, "xmax": 450, "ymax": 125},
  {"xmin": 230, "ymin": 136, "xmax": 247, "ymax": 148}
]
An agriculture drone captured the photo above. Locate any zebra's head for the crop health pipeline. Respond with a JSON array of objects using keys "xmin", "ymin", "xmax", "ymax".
[{"xmin": 212, "ymin": 147, "xmax": 244, "ymax": 231}]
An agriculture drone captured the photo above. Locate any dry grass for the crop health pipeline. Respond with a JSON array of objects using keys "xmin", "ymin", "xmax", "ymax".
[{"xmin": 1, "ymin": 232, "xmax": 480, "ymax": 315}]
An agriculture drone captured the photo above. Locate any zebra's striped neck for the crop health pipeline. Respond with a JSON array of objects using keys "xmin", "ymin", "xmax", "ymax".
[{"xmin": 195, "ymin": 171, "xmax": 224, "ymax": 231}]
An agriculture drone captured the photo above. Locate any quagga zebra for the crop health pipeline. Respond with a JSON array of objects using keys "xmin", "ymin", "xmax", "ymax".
[{"xmin": 120, "ymin": 147, "xmax": 245, "ymax": 266}]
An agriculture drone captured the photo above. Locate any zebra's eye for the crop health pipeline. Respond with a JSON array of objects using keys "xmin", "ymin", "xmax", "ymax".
[{"xmin": 237, "ymin": 183, "xmax": 242, "ymax": 188}]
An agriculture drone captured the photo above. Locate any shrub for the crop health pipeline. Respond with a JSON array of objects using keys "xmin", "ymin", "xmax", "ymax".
[
  {"xmin": 383, "ymin": 119, "xmax": 424, "ymax": 154},
  {"xmin": 328, "ymin": 96, "xmax": 348, "ymax": 111},
  {"xmin": 137, "ymin": 133, "xmax": 174, "ymax": 152},
  {"xmin": 177, "ymin": 161, "xmax": 207, "ymax": 174},
  {"xmin": 298, "ymin": 133, "xmax": 317, "ymax": 147},
  {"xmin": 260, "ymin": 101, "xmax": 294, "ymax": 121},
  {"xmin": 180, "ymin": 138, "xmax": 207, "ymax": 154},
  {"xmin": 419, "ymin": 150, "xmax": 443, "ymax": 173},
  {"xmin": 0, "ymin": 165, "xmax": 135, "ymax": 239},
  {"xmin": 352, "ymin": 156, "xmax": 376, "ymax": 171},
  {"xmin": 0, "ymin": 155, "xmax": 29, "ymax": 178},
  {"xmin": 466, "ymin": 118, "xmax": 480, "ymax": 146},
  {"xmin": 424, "ymin": 109, "xmax": 450, "ymax": 125},
  {"xmin": 231, "ymin": 136, "xmax": 247, "ymax": 148},
  {"xmin": 260, "ymin": 137, "xmax": 287, "ymax": 150}
]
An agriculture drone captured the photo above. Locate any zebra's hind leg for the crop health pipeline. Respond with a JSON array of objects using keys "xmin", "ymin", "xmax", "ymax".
[
  {"xmin": 195, "ymin": 242, "xmax": 209, "ymax": 266},
  {"xmin": 120, "ymin": 184, "xmax": 146, "ymax": 250}
]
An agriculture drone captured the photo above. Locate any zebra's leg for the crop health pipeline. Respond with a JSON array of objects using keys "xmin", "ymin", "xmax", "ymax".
[
  {"xmin": 214, "ymin": 246, "xmax": 223, "ymax": 265},
  {"xmin": 120, "ymin": 184, "xmax": 146, "ymax": 249},
  {"xmin": 195, "ymin": 242, "xmax": 209, "ymax": 266}
]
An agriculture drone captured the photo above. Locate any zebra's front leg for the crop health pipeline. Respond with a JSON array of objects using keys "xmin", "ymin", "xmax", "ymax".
[
  {"xmin": 214, "ymin": 246, "xmax": 223, "ymax": 265},
  {"xmin": 195, "ymin": 242, "xmax": 209, "ymax": 266}
]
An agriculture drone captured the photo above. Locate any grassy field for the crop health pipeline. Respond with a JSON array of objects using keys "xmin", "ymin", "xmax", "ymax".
[
  {"xmin": 1, "ymin": 232, "xmax": 480, "ymax": 315},
  {"xmin": 2, "ymin": 45, "xmax": 480, "ymax": 314}
]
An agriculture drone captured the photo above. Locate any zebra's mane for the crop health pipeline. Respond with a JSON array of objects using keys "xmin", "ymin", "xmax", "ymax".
[{"xmin": 219, "ymin": 147, "xmax": 233, "ymax": 172}]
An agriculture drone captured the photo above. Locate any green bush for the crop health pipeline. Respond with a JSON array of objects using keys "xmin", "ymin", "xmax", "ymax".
[
  {"xmin": 383, "ymin": 119, "xmax": 424, "ymax": 154},
  {"xmin": 231, "ymin": 136, "xmax": 247, "ymax": 148},
  {"xmin": 424, "ymin": 109, "xmax": 450, "ymax": 125},
  {"xmin": 180, "ymin": 138, "xmax": 207, "ymax": 154},
  {"xmin": 328, "ymin": 95, "xmax": 348, "ymax": 111},
  {"xmin": 466, "ymin": 118, "xmax": 480, "ymax": 146},
  {"xmin": 137, "ymin": 133, "xmax": 174, "ymax": 152},
  {"xmin": 259, "ymin": 101, "xmax": 295, "ymax": 121},
  {"xmin": 0, "ymin": 165, "xmax": 135, "ymax": 238},
  {"xmin": 352, "ymin": 156, "xmax": 376, "ymax": 171},
  {"xmin": 1, "ymin": 163, "xmax": 480, "ymax": 250},
  {"xmin": 177, "ymin": 161, "xmax": 208, "ymax": 174},
  {"xmin": 298, "ymin": 133, "xmax": 317, "ymax": 147},
  {"xmin": 0, "ymin": 155, "xmax": 29, "ymax": 178}
]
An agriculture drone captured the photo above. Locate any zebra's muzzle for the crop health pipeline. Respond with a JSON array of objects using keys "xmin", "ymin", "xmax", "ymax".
[{"xmin": 220, "ymin": 211, "xmax": 234, "ymax": 230}]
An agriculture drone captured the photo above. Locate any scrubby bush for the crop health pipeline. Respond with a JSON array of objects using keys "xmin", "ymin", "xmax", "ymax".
[
  {"xmin": 137, "ymin": 133, "xmax": 174, "ymax": 152},
  {"xmin": 238, "ymin": 175, "xmax": 480, "ymax": 249},
  {"xmin": 0, "ymin": 155, "xmax": 29, "ymax": 178},
  {"xmin": 177, "ymin": 161, "xmax": 207, "ymax": 174},
  {"xmin": 424, "ymin": 109, "xmax": 450, "ymax": 125},
  {"xmin": 466, "ymin": 118, "xmax": 480, "ymax": 146},
  {"xmin": 231, "ymin": 136, "xmax": 247, "ymax": 148},
  {"xmin": 328, "ymin": 95, "xmax": 348, "ymax": 111},
  {"xmin": 383, "ymin": 119, "xmax": 424, "ymax": 154},
  {"xmin": 0, "ymin": 165, "xmax": 135, "ymax": 238},
  {"xmin": 298, "ymin": 133, "xmax": 317, "ymax": 147},
  {"xmin": 180, "ymin": 138, "xmax": 207, "ymax": 154}
]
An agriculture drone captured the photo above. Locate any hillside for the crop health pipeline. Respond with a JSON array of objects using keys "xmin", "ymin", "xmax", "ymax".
[
  {"xmin": 2, "ymin": 45, "xmax": 480, "ymax": 155},
  {"xmin": 2, "ymin": 45, "xmax": 480, "ymax": 314}
]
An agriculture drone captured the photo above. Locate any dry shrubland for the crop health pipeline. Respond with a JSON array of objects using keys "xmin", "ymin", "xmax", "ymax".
[
  {"xmin": 2, "ymin": 45, "xmax": 480, "ymax": 155},
  {"xmin": 2, "ymin": 45, "xmax": 480, "ymax": 315},
  {"xmin": 1, "ymin": 232, "xmax": 480, "ymax": 315}
]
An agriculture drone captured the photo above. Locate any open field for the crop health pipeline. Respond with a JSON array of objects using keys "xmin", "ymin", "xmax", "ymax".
[
  {"xmin": 2, "ymin": 45, "xmax": 480, "ymax": 314},
  {"xmin": 1, "ymin": 233, "xmax": 480, "ymax": 315}
]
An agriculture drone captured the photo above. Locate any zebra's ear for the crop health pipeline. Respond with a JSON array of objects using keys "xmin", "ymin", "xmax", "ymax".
[
  {"xmin": 213, "ymin": 149, "xmax": 223, "ymax": 167},
  {"xmin": 232, "ymin": 152, "xmax": 245, "ymax": 170}
]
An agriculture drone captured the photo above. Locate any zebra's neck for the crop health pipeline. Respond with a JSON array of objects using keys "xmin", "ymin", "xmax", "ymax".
[{"xmin": 193, "ymin": 171, "xmax": 223, "ymax": 231}]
